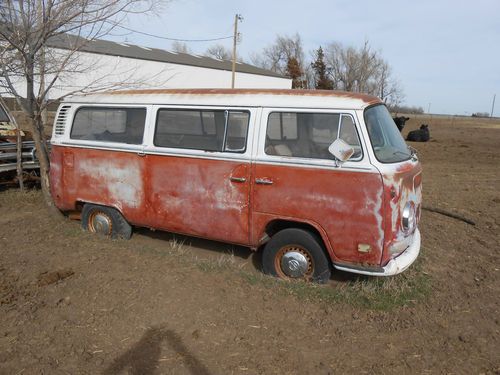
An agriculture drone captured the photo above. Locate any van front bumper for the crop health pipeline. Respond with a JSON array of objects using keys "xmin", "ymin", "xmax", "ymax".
[{"xmin": 333, "ymin": 228, "xmax": 421, "ymax": 276}]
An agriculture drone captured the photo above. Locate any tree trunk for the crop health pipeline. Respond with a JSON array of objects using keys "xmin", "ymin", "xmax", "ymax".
[
  {"xmin": 16, "ymin": 127, "xmax": 24, "ymax": 192},
  {"xmin": 24, "ymin": 57, "xmax": 62, "ymax": 217},
  {"xmin": 28, "ymin": 114, "xmax": 62, "ymax": 217}
]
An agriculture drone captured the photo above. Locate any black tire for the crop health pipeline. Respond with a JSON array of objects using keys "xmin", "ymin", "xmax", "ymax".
[
  {"xmin": 81, "ymin": 203, "xmax": 132, "ymax": 239},
  {"xmin": 262, "ymin": 228, "xmax": 331, "ymax": 284}
]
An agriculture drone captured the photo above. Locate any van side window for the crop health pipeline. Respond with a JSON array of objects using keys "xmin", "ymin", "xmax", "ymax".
[
  {"xmin": 224, "ymin": 112, "xmax": 249, "ymax": 152},
  {"xmin": 267, "ymin": 113, "xmax": 298, "ymax": 140},
  {"xmin": 154, "ymin": 109, "xmax": 249, "ymax": 153},
  {"xmin": 70, "ymin": 107, "xmax": 146, "ymax": 144},
  {"xmin": 265, "ymin": 112, "xmax": 362, "ymax": 161},
  {"xmin": 339, "ymin": 115, "xmax": 362, "ymax": 159}
]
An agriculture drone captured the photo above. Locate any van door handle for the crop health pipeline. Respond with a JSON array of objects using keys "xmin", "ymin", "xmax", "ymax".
[
  {"xmin": 230, "ymin": 176, "xmax": 246, "ymax": 183},
  {"xmin": 255, "ymin": 178, "xmax": 273, "ymax": 185}
]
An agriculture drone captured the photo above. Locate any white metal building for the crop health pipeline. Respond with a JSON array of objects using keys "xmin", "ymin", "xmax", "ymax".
[{"xmin": 33, "ymin": 34, "xmax": 291, "ymax": 99}]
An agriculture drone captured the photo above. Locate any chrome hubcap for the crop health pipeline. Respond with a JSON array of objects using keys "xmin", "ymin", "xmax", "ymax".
[
  {"xmin": 90, "ymin": 212, "xmax": 112, "ymax": 235},
  {"xmin": 280, "ymin": 251, "xmax": 309, "ymax": 278}
]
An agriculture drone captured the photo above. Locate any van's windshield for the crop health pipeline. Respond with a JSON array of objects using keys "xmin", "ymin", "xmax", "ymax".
[{"xmin": 364, "ymin": 104, "xmax": 411, "ymax": 163}]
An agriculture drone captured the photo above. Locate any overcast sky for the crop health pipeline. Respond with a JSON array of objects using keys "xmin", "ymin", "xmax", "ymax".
[{"xmin": 108, "ymin": 0, "xmax": 500, "ymax": 115}]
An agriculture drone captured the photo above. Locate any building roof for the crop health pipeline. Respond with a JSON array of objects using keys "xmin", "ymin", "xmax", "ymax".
[
  {"xmin": 47, "ymin": 34, "xmax": 286, "ymax": 79},
  {"xmin": 66, "ymin": 88, "xmax": 382, "ymax": 110}
]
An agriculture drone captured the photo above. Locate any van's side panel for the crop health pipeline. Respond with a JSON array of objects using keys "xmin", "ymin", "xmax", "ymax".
[
  {"xmin": 51, "ymin": 146, "xmax": 148, "ymax": 222},
  {"xmin": 251, "ymin": 163, "xmax": 385, "ymax": 265},
  {"xmin": 51, "ymin": 147, "xmax": 252, "ymax": 246},
  {"xmin": 49, "ymin": 146, "xmax": 66, "ymax": 209},
  {"xmin": 145, "ymin": 154, "xmax": 251, "ymax": 245}
]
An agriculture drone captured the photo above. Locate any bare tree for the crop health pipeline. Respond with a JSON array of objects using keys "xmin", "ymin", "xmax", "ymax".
[
  {"xmin": 249, "ymin": 51, "xmax": 267, "ymax": 69},
  {"xmin": 171, "ymin": 41, "xmax": 191, "ymax": 54},
  {"xmin": 0, "ymin": 0, "xmax": 162, "ymax": 211},
  {"xmin": 325, "ymin": 40, "xmax": 404, "ymax": 104},
  {"xmin": 375, "ymin": 61, "xmax": 405, "ymax": 105},
  {"xmin": 252, "ymin": 33, "xmax": 307, "ymax": 87},
  {"xmin": 204, "ymin": 44, "xmax": 231, "ymax": 60}
]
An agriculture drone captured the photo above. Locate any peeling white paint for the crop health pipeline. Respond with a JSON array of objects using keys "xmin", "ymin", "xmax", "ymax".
[
  {"xmin": 303, "ymin": 193, "xmax": 351, "ymax": 213},
  {"xmin": 213, "ymin": 181, "xmax": 247, "ymax": 212},
  {"xmin": 384, "ymin": 170, "xmax": 423, "ymax": 244},
  {"xmin": 365, "ymin": 186, "xmax": 385, "ymax": 252},
  {"xmin": 78, "ymin": 158, "xmax": 144, "ymax": 208}
]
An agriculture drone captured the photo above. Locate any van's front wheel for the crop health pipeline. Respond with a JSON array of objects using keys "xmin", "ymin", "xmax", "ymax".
[
  {"xmin": 262, "ymin": 228, "xmax": 331, "ymax": 284},
  {"xmin": 81, "ymin": 204, "xmax": 132, "ymax": 239}
]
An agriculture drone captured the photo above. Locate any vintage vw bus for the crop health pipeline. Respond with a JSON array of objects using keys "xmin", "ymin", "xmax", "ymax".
[{"xmin": 49, "ymin": 89, "xmax": 422, "ymax": 283}]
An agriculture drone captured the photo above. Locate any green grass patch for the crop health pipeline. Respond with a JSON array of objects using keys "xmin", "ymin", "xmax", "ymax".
[{"xmin": 239, "ymin": 255, "xmax": 431, "ymax": 311}]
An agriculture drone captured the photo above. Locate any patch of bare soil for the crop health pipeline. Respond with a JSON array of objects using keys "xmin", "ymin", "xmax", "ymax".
[{"xmin": 0, "ymin": 116, "xmax": 499, "ymax": 374}]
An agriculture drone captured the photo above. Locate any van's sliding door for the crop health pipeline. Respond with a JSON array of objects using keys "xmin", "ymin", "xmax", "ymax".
[{"xmin": 144, "ymin": 106, "xmax": 256, "ymax": 246}]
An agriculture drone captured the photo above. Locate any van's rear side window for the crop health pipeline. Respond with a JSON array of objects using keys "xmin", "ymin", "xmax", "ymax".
[{"xmin": 70, "ymin": 107, "xmax": 146, "ymax": 144}]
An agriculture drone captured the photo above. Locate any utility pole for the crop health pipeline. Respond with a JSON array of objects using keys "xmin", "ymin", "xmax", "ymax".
[
  {"xmin": 491, "ymin": 94, "xmax": 496, "ymax": 117},
  {"xmin": 231, "ymin": 14, "xmax": 243, "ymax": 89}
]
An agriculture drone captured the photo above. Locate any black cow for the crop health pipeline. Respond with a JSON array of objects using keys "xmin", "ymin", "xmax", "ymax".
[
  {"xmin": 393, "ymin": 116, "xmax": 410, "ymax": 132},
  {"xmin": 406, "ymin": 124, "xmax": 430, "ymax": 142}
]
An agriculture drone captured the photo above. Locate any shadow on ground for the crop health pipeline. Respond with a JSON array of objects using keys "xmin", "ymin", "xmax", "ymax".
[{"xmin": 103, "ymin": 326, "xmax": 211, "ymax": 375}]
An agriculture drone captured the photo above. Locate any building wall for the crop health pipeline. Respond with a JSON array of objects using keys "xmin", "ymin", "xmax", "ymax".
[{"xmin": 7, "ymin": 49, "xmax": 291, "ymax": 100}]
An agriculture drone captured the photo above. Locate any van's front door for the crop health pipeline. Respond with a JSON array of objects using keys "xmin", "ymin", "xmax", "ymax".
[
  {"xmin": 251, "ymin": 109, "xmax": 385, "ymax": 266},
  {"xmin": 144, "ymin": 107, "xmax": 253, "ymax": 245}
]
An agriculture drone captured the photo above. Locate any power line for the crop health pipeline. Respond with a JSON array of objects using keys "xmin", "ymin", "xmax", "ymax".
[{"xmin": 108, "ymin": 22, "xmax": 233, "ymax": 43}]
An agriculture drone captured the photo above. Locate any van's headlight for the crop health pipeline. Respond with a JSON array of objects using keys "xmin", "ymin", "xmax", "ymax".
[{"xmin": 402, "ymin": 202, "xmax": 416, "ymax": 233}]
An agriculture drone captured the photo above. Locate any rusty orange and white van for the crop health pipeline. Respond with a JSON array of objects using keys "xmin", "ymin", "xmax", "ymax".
[{"xmin": 50, "ymin": 89, "xmax": 422, "ymax": 283}]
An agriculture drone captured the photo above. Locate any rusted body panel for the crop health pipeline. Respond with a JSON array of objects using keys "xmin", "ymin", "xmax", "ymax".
[
  {"xmin": 68, "ymin": 89, "xmax": 382, "ymax": 113},
  {"xmin": 51, "ymin": 147, "xmax": 146, "ymax": 219},
  {"xmin": 146, "ymin": 154, "xmax": 250, "ymax": 244},
  {"xmin": 380, "ymin": 161, "xmax": 423, "ymax": 266},
  {"xmin": 103, "ymin": 88, "xmax": 381, "ymax": 105},
  {"xmin": 51, "ymin": 143, "xmax": 388, "ymax": 265},
  {"xmin": 50, "ymin": 146, "xmax": 251, "ymax": 246},
  {"xmin": 252, "ymin": 163, "xmax": 385, "ymax": 265}
]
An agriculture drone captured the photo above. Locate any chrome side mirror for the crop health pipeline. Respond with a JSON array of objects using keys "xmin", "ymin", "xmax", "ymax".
[{"xmin": 328, "ymin": 138, "xmax": 354, "ymax": 165}]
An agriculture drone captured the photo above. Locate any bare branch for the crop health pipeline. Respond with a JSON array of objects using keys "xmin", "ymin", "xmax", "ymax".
[{"xmin": 0, "ymin": 0, "xmax": 165, "ymax": 207}]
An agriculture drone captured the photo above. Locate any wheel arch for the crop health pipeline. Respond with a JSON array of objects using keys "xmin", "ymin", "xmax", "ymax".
[
  {"xmin": 80, "ymin": 202, "xmax": 132, "ymax": 239},
  {"xmin": 261, "ymin": 219, "xmax": 335, "ymax": 261},
  {"xmin": 75, "ymin": 200, "xmax": 126, "ymax": 216}
]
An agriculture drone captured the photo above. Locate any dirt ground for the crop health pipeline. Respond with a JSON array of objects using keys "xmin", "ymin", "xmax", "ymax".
[{"xmin": 0, "ymin": 115, "xmax": 499, "ymax": 374}]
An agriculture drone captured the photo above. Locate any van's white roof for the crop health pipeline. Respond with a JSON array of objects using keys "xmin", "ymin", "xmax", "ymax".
[{"xmin": 64, "ymin": 89, "xmax": 382, "ymax": 110}]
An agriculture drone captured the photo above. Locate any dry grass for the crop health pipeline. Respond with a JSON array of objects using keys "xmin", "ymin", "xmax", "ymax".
[
  {"xmin": 0, "ymin": 188, "xmax": 41, "ymax": 206},
  {"xmin": 2, "ymin": 189, "xmax": 431, "ymax": 311},
  {"xmin": 240, "ymin": 263, "xmax": 431, "ymax": 311}
]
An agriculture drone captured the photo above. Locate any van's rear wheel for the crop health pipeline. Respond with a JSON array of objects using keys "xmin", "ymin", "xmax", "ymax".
[
  {"xmin": 262, "ymin": 228, "xmax": 331, "ymax": 284},
  {"xmin": 81, "ymin": 204, "xmax": 132, "ymax": 239}
]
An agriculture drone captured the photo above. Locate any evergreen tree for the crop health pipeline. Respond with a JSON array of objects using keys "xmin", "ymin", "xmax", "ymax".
[
  {"xmin": 311, "ymin": 47, "xmax": 333, "ymax": 90},
  {"xmin": 286, "ymin": 57, "xmax": 306, "ymax": 89}
]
